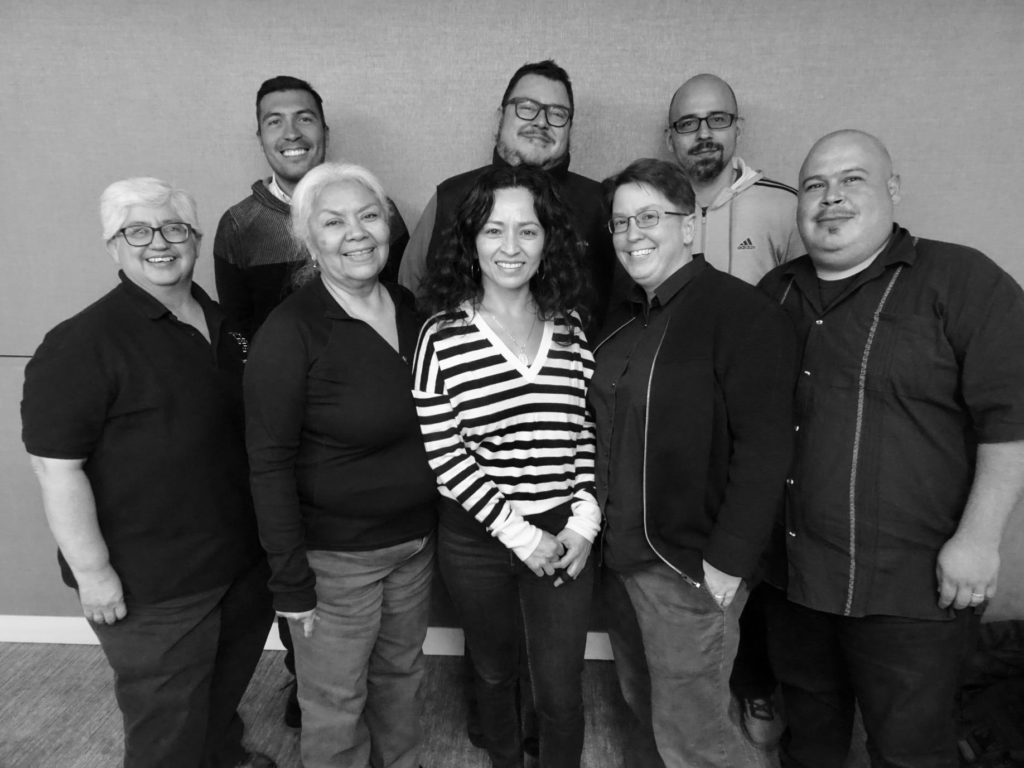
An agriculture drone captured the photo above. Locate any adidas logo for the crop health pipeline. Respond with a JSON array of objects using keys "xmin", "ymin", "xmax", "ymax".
[{"xmin": 737, "ymin": 238, "xmax": 755, "ymax": 250}]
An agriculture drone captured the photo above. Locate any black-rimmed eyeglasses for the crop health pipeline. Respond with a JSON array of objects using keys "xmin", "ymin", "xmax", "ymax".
[
  {"xmin": 669, "ymin": 112, "xmax": 736, "ymax": 135},
  {"xmin": 117, "ymin": 223, "xmax": 194, "ymax": 247},
  {"xmin": 608, "ymin": 210, "xmax": 687, "ymax": 234},
  {"xmin": 503, "ymin": 97, "xmax": 573, "ymax": 128}
]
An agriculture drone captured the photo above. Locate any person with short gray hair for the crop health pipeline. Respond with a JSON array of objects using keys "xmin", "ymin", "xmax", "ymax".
[{"xmin": 22, "ymin": 177, "xmax": 276, "ymax": 768}]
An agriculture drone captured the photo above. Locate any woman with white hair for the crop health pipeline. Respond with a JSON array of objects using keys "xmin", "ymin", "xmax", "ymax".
[
  {"xmin": 244, "ymin": 162, "xmax": 438, "ymax": 768},
  {"xmin": 21, "ymin": 177, "xmax": 276, "ymax": 768}
]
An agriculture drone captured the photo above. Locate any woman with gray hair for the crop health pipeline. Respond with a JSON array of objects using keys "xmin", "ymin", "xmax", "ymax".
[
  {"xmin": 244, "ymin": 162, "xmax": 438, "ymax": 768},
  {"xmin": 21, "ymin": 177, "xmax": 276, "ymax": 768}
]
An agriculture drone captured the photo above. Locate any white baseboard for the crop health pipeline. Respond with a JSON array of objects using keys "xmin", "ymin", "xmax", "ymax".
[{"xmin": 0, "ymin": 616, "xmax": 613, "ymax": 660}]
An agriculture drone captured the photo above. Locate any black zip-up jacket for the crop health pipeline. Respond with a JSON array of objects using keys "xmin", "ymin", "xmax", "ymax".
[{"xmin": 592, "ymin": 258, "xmax": 798, "ymax": 583}]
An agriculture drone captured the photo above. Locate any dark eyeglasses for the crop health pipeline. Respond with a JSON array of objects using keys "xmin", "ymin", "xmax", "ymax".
[
  {"xmin": 669, "ymin": 112, "xmax": 736, "ymax": 135},
  {"xmin": 608, "ymin": 210, "xmax": 687, "ymax": 234},
  {"xmin": 503, "ymin": 97, "xmax": 573, "ymax": 128},
  {"xmin": 117, "ymin": 223, "xmax": 193, "ymax": 247}
]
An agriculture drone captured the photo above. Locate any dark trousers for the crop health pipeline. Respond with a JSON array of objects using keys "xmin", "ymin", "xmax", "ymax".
[
  {"xmin": 729, "ymin": 581, "xmax": 779, "ymax": 699},
  {"xmin": 90, "ymin": 557, "xmax": 274, "ymax": 768},
  {"xmin": 438, "ymin": 523, "xmax": 593, "ymax": 768},
  {"xmin": 765, "ymin": 590, "xmax": 979, "ymax": 768}
]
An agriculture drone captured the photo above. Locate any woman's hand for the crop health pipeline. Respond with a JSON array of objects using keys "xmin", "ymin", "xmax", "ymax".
[
  {"xmin": 553, "ymin": 529, "xmax": 592, "ymax": 583},
  {"xmin": 702, "ymin": 559, "xmax": 743, "ymax": 609},
  {"xmin": 523, "ymin": 531, "xmax": 566, "ymax": 578},
  {"xmin": 277, "ymin": 609, "xmax": 318, "ymax": 638}
]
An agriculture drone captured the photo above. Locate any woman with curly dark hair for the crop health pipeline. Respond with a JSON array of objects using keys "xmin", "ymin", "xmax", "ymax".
[{"xmin": 413, "ymin": 165, "xmax": 600, "ymax": 768}]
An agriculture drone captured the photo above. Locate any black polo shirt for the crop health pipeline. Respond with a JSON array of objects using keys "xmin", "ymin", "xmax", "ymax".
[
  {"xmin": 22, "ymin": 272, "xmax": 262, "ymax": 604},
  {"xmin": 759, "ymin": 226, "xmax": 1024, "ymax": 620}
]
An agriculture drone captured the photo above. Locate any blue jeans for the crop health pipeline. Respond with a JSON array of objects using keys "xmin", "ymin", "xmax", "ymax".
[
  {"xmin": 764, "ymin": 590, "xmax": 978, "ymax": 768},
  {"xmin": 438, "ymin": 522, "xmax": 594, "ymax": 768},
  {"xmin": 292, "ymin": 535, "xmax": 434, "ymax": 768},
  {"xmin": 90, "ymin": 557, "xmax": 273, "ymax": 768},
  {"xmin": 605, "ymin": 562, "xmax": 761, "ymax": 768}
]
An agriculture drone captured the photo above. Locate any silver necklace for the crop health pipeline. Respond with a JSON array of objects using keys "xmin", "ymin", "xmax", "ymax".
[{"xmin": 483, "ymin": 308, "xmax": 537, "ymax": 365}]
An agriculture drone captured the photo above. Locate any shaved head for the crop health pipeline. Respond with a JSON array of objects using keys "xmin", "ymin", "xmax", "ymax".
[
  {"xmin": 669, "ymin": 74, "xmax": 738, "ymax": 122},
  {"xmin": 800, "ymin": 130, "xmax": 894, "ymax": 185}
]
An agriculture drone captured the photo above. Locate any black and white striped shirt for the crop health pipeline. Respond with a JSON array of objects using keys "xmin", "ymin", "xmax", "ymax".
[{"xmin": 412, "ymin": 302, "xmax": 600, "ymax": 560}]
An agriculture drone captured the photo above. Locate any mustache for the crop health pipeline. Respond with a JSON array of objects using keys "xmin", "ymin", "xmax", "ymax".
[
  {"xmin": 689, "ymin": 141, "xmax": 722, "ymax": 156},
  {"xmin": 519, "ymin": 126, "xmax": 552, "ymax": 140},
  {"xmin": 816, "ymin": 209, "xmax": 856, "ymax": 222}
]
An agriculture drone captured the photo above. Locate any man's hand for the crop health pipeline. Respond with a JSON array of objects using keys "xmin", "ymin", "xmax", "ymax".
[
  {"xmin": 702, "ymin": 559, "xmax": 743, "ymax": 609},
  {"xmin": 936, "ymin": 534, "xmax": 1000, "ymax": 610},
  {"xmin": 76, "ymin": 564, "xmax": 127, "ymax": 625},
  {"xmin": 552, "ymin": 529, "xmax": 592, "ymax": 583},
  {"xmin": 278, "ymin": 609, "xmax": 318, "ymax": 638},
  {"xmin": 524, "ymin": 531, "xmax": 565, "ymax": 578}
]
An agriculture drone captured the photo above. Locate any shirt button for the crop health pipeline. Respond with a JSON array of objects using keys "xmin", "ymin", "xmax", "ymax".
[
  {"xmin": 815, "ymin": 319, "xmax": 824, "ymax": 326},
  {"xmin": 794, "ymin": 425, "xmax": 800, "ymax": 432},
  {"xmin": 786, "ymin": 478, "xmax": 795, "ymax": 486},
  {"xmin": 788, "ymin": 530, "xmax": 797, "ymax": 538},
  {"xmin": 803, "ymin": 370, "xmax": 812, "ymax": 377}
]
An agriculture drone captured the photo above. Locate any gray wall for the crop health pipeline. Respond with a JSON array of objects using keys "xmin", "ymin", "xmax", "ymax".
[{"xmin": 3, "ymin": 0, "xmax": 1024, "ymax": 621}]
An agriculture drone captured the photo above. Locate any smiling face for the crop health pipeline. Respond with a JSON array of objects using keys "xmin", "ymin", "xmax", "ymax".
[
  {"xmin": 257, "ymin": 89, "xmax": 328, "ymax": 195},
  {"xmin": 309, "ymin": 180, "xmax": 390, "ymax": 292},
  {"xmin": 797, "ymin": 131, "xmax": 900, "ymax": 278},
  {"xmin": 611, "ymin": 182, "xmax": 695, "ymax": 295},
  {"xmin": 107, "ymin": 203, "xmax": 198, "ymax": 295},
  {"xmin": 666, "ymin": 75, "xmax": 739, "ymax": 184},
  {"xmin": 495, "ymin": 74, "xmax": 571, "ymax": 170},
  {"xmin": 475, "ymin": 186, "xmax": 545, "ymax": 299}
]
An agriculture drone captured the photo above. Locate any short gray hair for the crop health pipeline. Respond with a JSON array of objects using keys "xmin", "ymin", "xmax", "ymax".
[{"xmin": 100, "ymin": 177, "xmax": 201, "ymax": 242}]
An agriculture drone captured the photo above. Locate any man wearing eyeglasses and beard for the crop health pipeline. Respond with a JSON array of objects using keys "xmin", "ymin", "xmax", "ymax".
[
  {"xmin": 665, "ymin": 73, "xmax": 803, "ymax": 750},
  {"xmin": 666, "ymin": 74, "xmax": 803, "ymax": 287},
  {"xmin": 397, "ymin": 59, "xmax": 617, "ymax": 333}
]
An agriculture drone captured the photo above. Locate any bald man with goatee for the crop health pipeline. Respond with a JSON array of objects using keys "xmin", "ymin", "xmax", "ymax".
[
  {"xmin": 666, "ymin": 73, "xmax": 801, "ymax": 748},
  {"xmin": 759, "ymin": 129, "xmax": 1024, "ymax": 768},
  {"xmin": 666, "ymin": 74, "xmax": 802, "ymax": 286}
]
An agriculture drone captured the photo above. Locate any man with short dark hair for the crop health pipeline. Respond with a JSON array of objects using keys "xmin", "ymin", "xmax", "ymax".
[
  {"xmin": 666, "ymin": 72, "xmax": 802, "ymax": 747},
  {"xmin": 214, "ymin": 75, "xmax": 408, "ymax": 338},
  {"xmin": 398, "ymin": 60, "xmax": 616, "ymax": 331},
  {"xmin": 759, "ymin": 129, "xmax": 1024, "ymax": 768}
]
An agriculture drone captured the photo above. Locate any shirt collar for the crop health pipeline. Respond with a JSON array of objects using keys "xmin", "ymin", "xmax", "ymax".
[
  {"xmin": 267, "ymin": 174, "xmax": 292, "ymax": 204},
  {"xmin": 629, "ymin": 253, "xmax": 707, "ymax": 311},
  {"xmin": 116, "ymin": 270, "xmax": 217, "ymax": 323}
]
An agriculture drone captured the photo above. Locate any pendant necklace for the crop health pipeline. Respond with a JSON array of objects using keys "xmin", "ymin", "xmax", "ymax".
[{"xmin": 484, "ymin": 308, "xmax": 537, "ymax": 365}]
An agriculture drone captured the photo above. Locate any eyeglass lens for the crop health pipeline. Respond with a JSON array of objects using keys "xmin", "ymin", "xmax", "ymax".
[
  {"xmin": 123, "ymin": 223, "xmax": 191, "ymax": 246},
  {"xmin": 672, "ymin": 112, "xmax": 735, "ymax": 134}
]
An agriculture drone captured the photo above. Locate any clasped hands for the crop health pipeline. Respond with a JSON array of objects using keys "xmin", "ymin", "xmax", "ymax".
[{"xmin": 524, "ymin": 529, "xmax": 591, "ymax": 586}]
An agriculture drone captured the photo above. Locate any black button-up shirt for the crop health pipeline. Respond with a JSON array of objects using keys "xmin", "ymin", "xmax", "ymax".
[
  {"xmin": 759, "ymin": 226, "xmax": 1024, "ymax": 620},
  {"xmin": 591, "ymin": 258, "xmax": 704, "ymax": 571}
]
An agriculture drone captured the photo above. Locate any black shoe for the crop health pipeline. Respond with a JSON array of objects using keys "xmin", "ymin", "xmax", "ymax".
[{"xmin": 284, "ymin": 680, "xmax": 301, "ymax": 729}]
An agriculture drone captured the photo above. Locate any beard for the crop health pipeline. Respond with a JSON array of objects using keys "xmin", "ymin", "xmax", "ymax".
[
  {"xmin": 495, "ymin": 121, "xmax": 569, "ymax": 170},
  {"xmin": 685, "ymin": 142, "xmax": 726, "ymax": 182}
]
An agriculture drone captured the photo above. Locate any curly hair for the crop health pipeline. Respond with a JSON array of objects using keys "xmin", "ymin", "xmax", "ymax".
[{"xmin": 421, "ymin": 165, "xmax": 591, "ymax": 327}]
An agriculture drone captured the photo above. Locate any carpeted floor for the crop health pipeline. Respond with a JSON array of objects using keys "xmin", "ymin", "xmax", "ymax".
[{"xmin": 0, "ymin": 642, "xmax": 866, "ymax": 768}]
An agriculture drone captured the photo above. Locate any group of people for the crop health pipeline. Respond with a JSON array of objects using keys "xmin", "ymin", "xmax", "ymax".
[{"xmin": 19, "ymin": 59, "xmax": 1024, "ymax": 768}]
